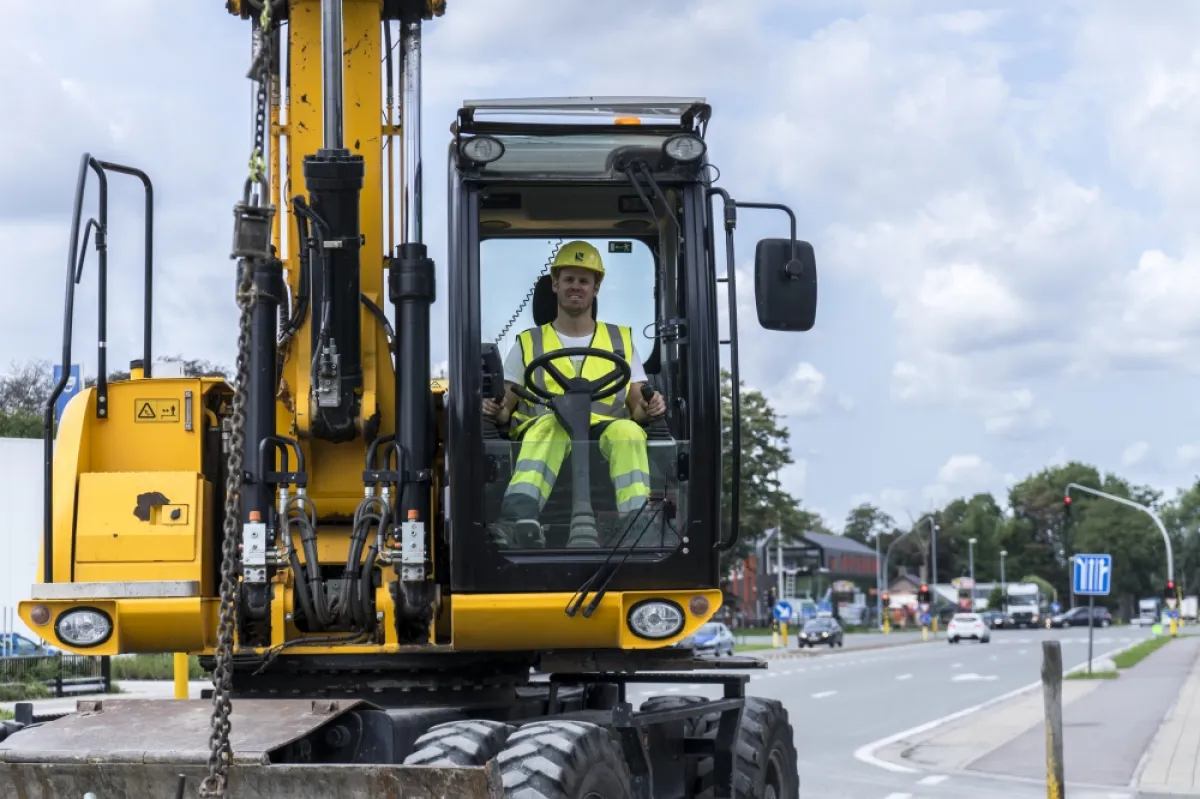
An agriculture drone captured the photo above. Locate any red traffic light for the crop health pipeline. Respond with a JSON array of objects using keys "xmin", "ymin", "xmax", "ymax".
[
  {"xmin": 1167, "ymin": 580, "xmax": 1175, "ymax": 591},
  {"xmin": 920, "ymin": 584, "xmax": 928, "ymax": 592},
  {"xmin": 1063, "ymin": 496, "xmax": 1072, "ymax": 505}
]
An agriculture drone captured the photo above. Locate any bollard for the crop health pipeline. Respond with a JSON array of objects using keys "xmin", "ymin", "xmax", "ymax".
[
  {"xmin": 921, "ymin": 625, "xmax": 928, "ymax": 641},
  {"xmin": 173, "ymin": 652, "xmax": 189, "ymax": 699},
  {"xmin": 781, "ymin": 621, "xmax": 788, "ymax": 647},
  {"xmin": 1042, "ymin": 640, "xmax": 1065, "ymax": 798}
]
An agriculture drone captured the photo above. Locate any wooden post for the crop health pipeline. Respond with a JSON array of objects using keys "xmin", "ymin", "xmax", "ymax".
[{"xmin": 1042, "ymin": 640, "xmax": 1065, "ymax": 797}]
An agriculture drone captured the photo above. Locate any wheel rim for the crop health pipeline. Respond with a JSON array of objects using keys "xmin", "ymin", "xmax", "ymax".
[{"xmin": 764, "ymin": 743, "xmax": 786, "ymax": 799}]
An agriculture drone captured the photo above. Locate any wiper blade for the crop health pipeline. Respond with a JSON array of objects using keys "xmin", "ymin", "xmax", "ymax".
[{"xmin": 564, "ymin": 498, "xmax": 667, "ymax": 618}]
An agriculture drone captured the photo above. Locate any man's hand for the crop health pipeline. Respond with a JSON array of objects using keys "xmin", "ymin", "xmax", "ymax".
[
  {"xmin": 483, "ymin": 397, "xmax": 509, "ymax": 424},
  {"xmin": 644, "ymin": 391, "xmax": 666, "ymax": 418}
]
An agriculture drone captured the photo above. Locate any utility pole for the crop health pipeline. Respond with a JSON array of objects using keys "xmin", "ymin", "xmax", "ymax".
[
  {"xmin": 875, "ymin": 534, "xmax": 882, "ymax": 630},
  {"xmin": 968, "ymin": 537, "xmax": 977, "ymax": 593},
  {"xmin": 1000, "ymin": 549, "xmax": 1007, "ymax": 614}
]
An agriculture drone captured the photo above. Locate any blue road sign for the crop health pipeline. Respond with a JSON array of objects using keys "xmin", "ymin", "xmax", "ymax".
[
  {"xmin": 1073, "ymin": 553, "xmax": 1112, "ymax": 596},
  {"xmin": 1050, "ymin": 601, "xmax": 1061, "ymax": 614},
  {"xmin": 773, "ymin": 600, "xmax": 793, "ymax": 623},
  {"xmin": 920, "ymin": 613, "xmax": 931, "ymax": 626},
  {"xmin": 817, "ymin": 599, "xmax": 831, "ymax": 613},
  {"xmin": 53, "ymin": 364, "xmax": 82, "ymax": 422}
]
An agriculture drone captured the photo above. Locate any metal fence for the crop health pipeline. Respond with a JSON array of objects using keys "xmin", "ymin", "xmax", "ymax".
[{"xmin": 0, "ymin": 652, "xmax": 111, "ymax": 698}]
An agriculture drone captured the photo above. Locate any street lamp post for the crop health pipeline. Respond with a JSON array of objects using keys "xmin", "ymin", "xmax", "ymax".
[
  {"xmin": 875, "ymin": 534, "xmax": 882, "ymax": 630},
  {"xmin": 968, "ymin": 537, "xmax": 977, "ymax": 587},
  {"xmin": 1000, "ymin": 549, "xmax": 1007, "ymax": 614}
]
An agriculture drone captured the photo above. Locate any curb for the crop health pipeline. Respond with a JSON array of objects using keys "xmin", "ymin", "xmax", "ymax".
[{"xmin": 853, "ymin": 636, "xmax": 1151, "ymax": 775}]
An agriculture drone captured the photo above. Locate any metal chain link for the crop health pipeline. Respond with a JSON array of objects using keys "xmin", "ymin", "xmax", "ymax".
[
  {"xmin": 199, "ymin": 5, "xmax": 272, "ymax": 797},
  {"xmin": 199, "ymin": 260, "xmax": 258, "ymax": 799},
  {"xmin": 494, "ymin": 238, "xmax": 563, "ymax": 345}
]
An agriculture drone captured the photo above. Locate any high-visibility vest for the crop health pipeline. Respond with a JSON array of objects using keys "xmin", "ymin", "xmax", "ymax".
[{"xmin": 509, "ymin": 322, "xmax": 634, "ymax": 438}]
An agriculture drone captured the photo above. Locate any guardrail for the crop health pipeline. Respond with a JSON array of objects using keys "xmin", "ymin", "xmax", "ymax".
[{"xmin": 0, "ymin": 652, "xmax": 111, "ymax": 699}]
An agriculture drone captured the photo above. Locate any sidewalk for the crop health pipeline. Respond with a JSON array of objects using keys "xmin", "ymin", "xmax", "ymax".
[
  {"xmin": 970, "ymin": 635, "xmax": 1197, "ymax": 787},
  {"xmin": 1135, "ymin": 635, "xmax": 1200, "ymax": 796},
  {"xmin": 874, "ymin": 634, "xmax": 1200, "ymax": 794}
]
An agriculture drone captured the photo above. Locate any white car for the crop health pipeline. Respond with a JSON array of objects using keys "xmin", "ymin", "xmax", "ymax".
[{"xmin": 947, "ymin": 612, "xmax": 990, "ymax": 644}]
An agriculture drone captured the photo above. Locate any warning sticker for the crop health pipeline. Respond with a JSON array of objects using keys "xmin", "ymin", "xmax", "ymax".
[{"xmin": 134, "ymin": 398, "xmax": 181, "ymax": 423}]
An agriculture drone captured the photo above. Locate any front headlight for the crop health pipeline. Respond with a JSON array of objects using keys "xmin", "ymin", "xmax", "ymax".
[
  {"xmin": 55, "ymin": 608, "xmax": 113, "ymax": 648},
  {"xmin": 627, "ymin": 599, "xmax": 685, "ymax": 640},
  {"xmin": 459, "ymin": 135, "xmax": 505, "ymax": 164},
  {"xmin": 662, "ymin": 133, "xmax": 707, "ymax": 163}
]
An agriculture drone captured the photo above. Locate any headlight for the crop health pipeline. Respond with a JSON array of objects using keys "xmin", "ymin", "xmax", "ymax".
[
  {"xmin": 459, "ymin": 135, "xmax": 505, "ymax": 164},
  {"xmin": 662, "ymin": 133, "xmax": 706, "ymax": 163},
  {"xmin": 627, "ymin": 599, "xmax": 685, "ymax": 640},
  {"xmin": 55, "ymin": 608, "xmax": 113, "ymax": 647}
]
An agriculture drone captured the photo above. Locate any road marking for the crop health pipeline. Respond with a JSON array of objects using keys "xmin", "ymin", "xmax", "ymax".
[
  {"xmin": 952, "ymin": 673, "xmax": 998, "ymax": 682},
  {"xmin": 853, "ymin": 639, "xmax": 1148, "ymax": 775},
  {"xmin": 781, "ymin": 670, "xmax": 793, "ymax": 676},
  {"xmin": 918, "ymin": 774, "xmax": 949, "ymax": 785},
  {"xmin": 989, "ymin": 655, "xmax": 997, "ymax": 661},
  {"xmin": 1018, "ymin": 649, "xmax": 1028, "ymax": 655},
  {"xmin": 768, "ymin": 673, "xmax": 779, "ymax": 678},
  {"xmin": 951, "ymin": 662, "xmax": 962, "ymax": 668},
  {"xmin": 895, "ymin": 673, "xmax": 912, "ymax": 681},
  {"xmin": 882, "ymin": 793, "xmax": 912, "ymax": 799},
  {"xmin": 811, "ymin": 690, "xmax": 837, "ymax": 699}
]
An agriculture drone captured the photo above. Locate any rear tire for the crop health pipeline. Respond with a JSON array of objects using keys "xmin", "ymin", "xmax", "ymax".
[
  {"xmin": 402, "ymin": 718, "xmax": 516, "ymax": 767},
  {"xmin": 688, "ymin": 696, "xmax": 799, "ymax": 799},
  {"xmin": 497, "ymin": 719, "xmax": 633, "ymax": 798}
]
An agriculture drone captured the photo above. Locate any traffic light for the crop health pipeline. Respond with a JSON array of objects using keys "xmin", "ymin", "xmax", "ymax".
[
  {"xmin": 1165, "ymin": 580, "xmax": 1176, "ymax": 600},
  {"xmin": 1063, "ymin": 495, "xmax": 1072, "ymax": 514},
  {"xmin": 881, "ymin": 591, "xmax": 890, "ymax": 609},
  {"xmin": 918, "ymin": 584, "xmax": 930, "ymax": 604}
]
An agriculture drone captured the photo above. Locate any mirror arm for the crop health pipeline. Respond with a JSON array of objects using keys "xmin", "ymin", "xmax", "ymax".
[{"xmin": 707, "ymin": 187, "xmax": 742, "ymax": 554}]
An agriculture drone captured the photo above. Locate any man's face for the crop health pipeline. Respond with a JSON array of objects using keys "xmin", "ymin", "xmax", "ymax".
[{"xmin": 552, "ymin": 266, "xmax": 599, "ymax": 316}]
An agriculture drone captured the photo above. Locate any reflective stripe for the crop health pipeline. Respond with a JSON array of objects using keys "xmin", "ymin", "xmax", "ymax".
[
  {"xmin": 514, "ymin": 458, "xmax": 556, "ymax": 484},
  {"xmin": 612, "ymin": 469, "xmax": 651, "ymax": 491},
  {"xmin": 617, "ymin": 494, "xmax": 649, "ymax": 513}
]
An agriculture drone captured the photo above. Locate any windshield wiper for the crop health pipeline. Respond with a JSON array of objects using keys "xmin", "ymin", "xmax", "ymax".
[{"xmin": 564, "ymin": 498, "xmax": 670, "ymax": 618}]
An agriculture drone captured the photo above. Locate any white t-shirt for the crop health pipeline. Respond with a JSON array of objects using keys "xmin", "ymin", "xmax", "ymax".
[{"xmin": 503, "ymin": 326, "xmax": 647, "ymax": 387}]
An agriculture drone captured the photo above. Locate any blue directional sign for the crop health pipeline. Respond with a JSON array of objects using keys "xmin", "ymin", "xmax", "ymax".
[
  {"xmin": 1073, "ymin": 553, "xmax": 1112, "ymax": 596},
  {"xmin": 773, "ymin": 600, "xmax": 793, "ymax": 622},
  {"xmin": 53, "ymin": 364, "xmax": 82, "ymax": 422},
  {"xmin": 1050, "ymin": 602, "xmax": 1061, "ymax": 614},
  {"xmin": 920, "ymin": 613, "xmax": 931, "ymax": 626}
]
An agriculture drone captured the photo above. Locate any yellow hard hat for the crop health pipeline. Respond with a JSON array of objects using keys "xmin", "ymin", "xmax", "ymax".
[{"xmin": 551, "ymin": 240, "xmax": 605, "ymax": 277}]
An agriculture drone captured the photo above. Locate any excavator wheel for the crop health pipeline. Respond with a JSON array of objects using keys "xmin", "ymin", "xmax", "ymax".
[
  {"xmin": 496, "ymin": 719, "xmax": 633, "ymax": 798},
  {"xmin": 402, "ymin": 718, "xmax": 517, "ymax": 767},
  {"xmin": 703, "ymin": 697, "xmax": 799, "ymax": 799}
]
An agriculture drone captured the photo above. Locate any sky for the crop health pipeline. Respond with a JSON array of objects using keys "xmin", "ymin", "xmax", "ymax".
[{"xmin": 4, "ymin": 0, "xmax": 1200, "ymax": 534}]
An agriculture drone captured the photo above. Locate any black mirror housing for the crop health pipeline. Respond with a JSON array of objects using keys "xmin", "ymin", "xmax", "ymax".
[{"xmin": 754, "ymin": 238, "xmax": 817, "ymax": 331}]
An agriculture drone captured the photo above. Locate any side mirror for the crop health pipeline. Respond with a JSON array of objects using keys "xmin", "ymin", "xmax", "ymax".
[{"xmin": 754, "ymin": 238, "xmax": 816, "ymax": 331}]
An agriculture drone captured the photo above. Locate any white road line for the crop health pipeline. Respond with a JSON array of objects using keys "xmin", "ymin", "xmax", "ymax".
[
  {"xmin": 895, "ymin": 674, "xmax": 912, "ymax": 681},
  {"xmin": 811, "ymin": 690, "xmax": 837, "ymax": 699},
  {"xmin": 951, "ymin": 662, "xmax": 962, "ymax": 668},
  {"xmin": 883, "ymin": 793, "xmax": 912, "ymax": 799},
  {"xmin": 781, "ymin": 670, "xmax": 794, "ymax": 676},
  {"xmin": 768, "ymin": 673, "xmax": 779, "ymax": 678},
  {"xmin": 918, "ymin": 774, "xmax": 949, "ymax": 785}
]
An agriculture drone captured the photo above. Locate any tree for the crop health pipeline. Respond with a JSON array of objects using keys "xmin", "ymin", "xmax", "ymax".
[
  {"xmin": 987, "ymin": 585, "xmax": 1004, "ymax": 610},
  {"xmin": 843, "ymin": 503, "xmax": 895, "ymax": 546},
  {"xmin": 718, "ymin": 368, "xmax": 823, "ymax": 571},
  {"xmin": 1162, "ymin": 478, "xmax": 1200, "ymax": 597},
  {"xmin": 0, "ymin": 356, "xmax": 229, "ymax": 440}
]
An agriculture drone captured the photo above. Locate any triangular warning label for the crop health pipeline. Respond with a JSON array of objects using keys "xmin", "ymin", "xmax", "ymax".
[{"xmin": 137, "ymin": 402, "xmax": 156, "ymax": 419}]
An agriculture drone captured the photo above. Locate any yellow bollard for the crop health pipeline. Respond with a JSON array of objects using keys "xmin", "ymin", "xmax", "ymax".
[
  {"xmin": 781, "ymin": 621, "xmax": 788, "ymax": 647},
  {"xmin": 174, "ymin": 652, "xmax": 189, "ymax": 699},
  {"xmin": 883, "ymin": 616, "xmax": 890, "ymax": 634},
  {"xmin": 921, "ymin": 625, "xmax": 929, "ymax": 641}
]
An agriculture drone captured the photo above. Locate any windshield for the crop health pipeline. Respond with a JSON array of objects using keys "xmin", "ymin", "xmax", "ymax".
[
  {"xmin": 698, "ymin": 623, "xmax": 721, "ymax": 635},
  {"xmin": 478, "ymin": 235, "xmax": 684, "ymax": 555}
]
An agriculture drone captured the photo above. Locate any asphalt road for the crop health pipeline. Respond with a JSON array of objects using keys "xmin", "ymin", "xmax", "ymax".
[
  {"xmin": 632, "ymin": 625, "xmax": 1158, "ymax": 798},
  {"xmin": 739, "ymin": 629, "xmax": 933, "ymax": 652}
]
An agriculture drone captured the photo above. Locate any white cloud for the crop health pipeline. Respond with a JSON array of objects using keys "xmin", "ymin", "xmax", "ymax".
[
  {"xmin": 923, "ymin": 454, "xmax": 1013, "ymax": 507},
  {"xmin": 1178, "ymin": 445, "xmax": 1200, "ymax": 467},
  {"xmin": 1123, "ymin": 441, "xmax": 1151, "ymax": 467}
]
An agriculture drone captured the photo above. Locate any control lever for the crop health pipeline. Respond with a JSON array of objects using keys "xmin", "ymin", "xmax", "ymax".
[{"xmin": 640, "ymin": 384, "xmax": 671, "ymax": 441}]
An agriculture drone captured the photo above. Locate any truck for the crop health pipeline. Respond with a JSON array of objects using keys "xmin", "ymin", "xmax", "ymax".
[
  {"xmin": 1181, "ymin": 595, "xmax": 1198, "ymax": 623},
  {"xmin": 1135, "ymin": 597, "xmax": 1163, "ymax": 626},
  {"xmin": 0, "ymin": 0, "xmax": 818, "ymax": 796},
  {"xmin": 1005, "ymin": 583, "xmax": 1044, "ymax": 629}
]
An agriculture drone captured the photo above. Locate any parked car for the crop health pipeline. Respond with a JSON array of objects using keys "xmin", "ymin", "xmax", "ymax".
[
  {"xmin": 0, "ymin": 632, "xmax": 59, "ymax": 658},
  {"xmin": 675, "ymin": 622, "xmax": 735, "ymax": 657},
  {"xmin": 797, "ymin": 617, "xmax": 843, "ymax": 648},
  {"xmin": 1049, "ymin": 606, "xmax": 1112, "ymax": 628},
  {"xmin": 947, "ymin": 613, "xmax": 991, "ymax": 643}
]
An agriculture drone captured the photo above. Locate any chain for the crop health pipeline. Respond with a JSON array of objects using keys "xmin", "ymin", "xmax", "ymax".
[
  {"xmin": 494, "ymin": 238, "xmax": 563, "ymax": 344},
  {"xmin": 199, "ymin": 5, "xmax": 272, "ymax": 797}
]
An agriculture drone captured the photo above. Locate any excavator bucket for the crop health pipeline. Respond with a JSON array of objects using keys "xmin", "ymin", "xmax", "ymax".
[{"xmin": 0, "ymin": 698, "xmax": 502, "ymax": 799}]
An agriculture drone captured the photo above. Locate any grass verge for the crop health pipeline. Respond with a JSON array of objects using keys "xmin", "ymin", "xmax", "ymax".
[
  {"xmin": 734, "ymin": 643, "xmax": 774, "ymax": 653},
  {"xmin": 1066, "ymin": 669, "xmax": 1119, "ymax": 680},
  {"xmin": 0, "ymin": 708, "xmax": 12, "ymax": 721},
  {"xmin": 1112, "ymin": 634, "xmax": 1172, "ymax": 669},
  {"xmin": 110, "ymin": 653, "xmax": 204, "ymax": 680}
]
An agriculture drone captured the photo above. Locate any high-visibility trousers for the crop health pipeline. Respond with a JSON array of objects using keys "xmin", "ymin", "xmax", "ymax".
[{"xmin": 499, "ymin": 414, "xmax": 652, "ymax": 520}]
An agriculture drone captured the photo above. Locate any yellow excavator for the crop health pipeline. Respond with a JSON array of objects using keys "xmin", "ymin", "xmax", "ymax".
[{"xmin": 0, "ymin": 1, "xmax": 818, "ymax": 796}]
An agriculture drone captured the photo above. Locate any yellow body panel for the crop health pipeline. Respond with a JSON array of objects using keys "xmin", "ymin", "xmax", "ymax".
[
  {"xmin": 276, "ymin": 0, "xmax": 394, "ymax": 520},
  {"xmin": 20, "ymin": 591, "xmax": 719, "ymax": 656}
]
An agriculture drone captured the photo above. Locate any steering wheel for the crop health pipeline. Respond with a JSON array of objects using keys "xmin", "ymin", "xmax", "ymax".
[{"xmin": 521, "ymin": 347, "xmax": 632, "ymax": 404}]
